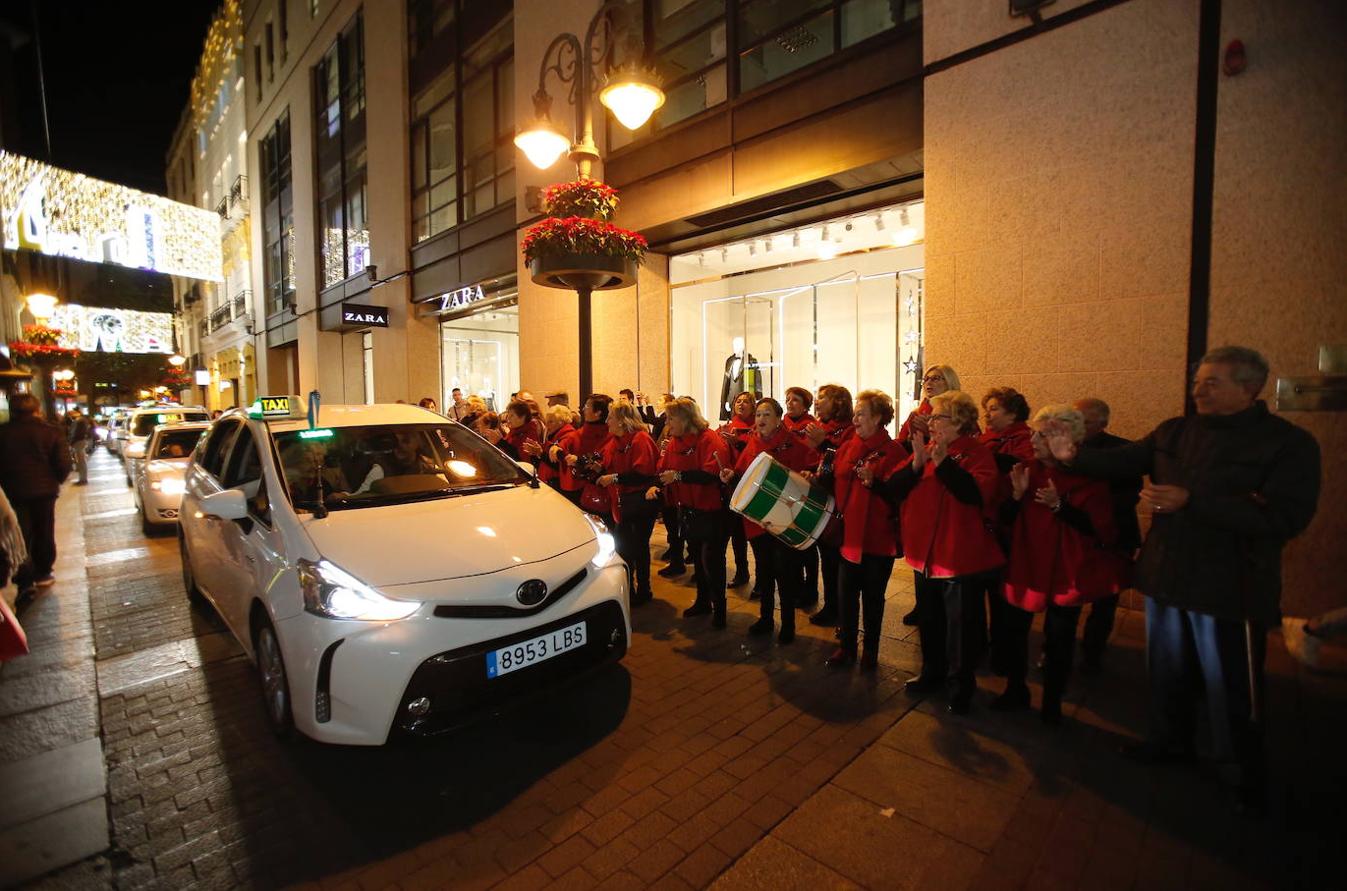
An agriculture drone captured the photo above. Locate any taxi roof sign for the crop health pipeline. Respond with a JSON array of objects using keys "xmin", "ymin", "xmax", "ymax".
[{"xmin": 248, "ymin": 395, "xmax": 307, "ymax": 419}]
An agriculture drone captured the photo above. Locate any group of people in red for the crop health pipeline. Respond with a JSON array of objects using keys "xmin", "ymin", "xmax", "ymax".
[{"xmin": 482, "ymin": 369, "xmax": 1140, "ymax": 725}]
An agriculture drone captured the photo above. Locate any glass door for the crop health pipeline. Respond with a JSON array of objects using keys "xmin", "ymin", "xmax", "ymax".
[{"xmin": 440, "ymin": 305, "xmax": 519, "ymax": 413}]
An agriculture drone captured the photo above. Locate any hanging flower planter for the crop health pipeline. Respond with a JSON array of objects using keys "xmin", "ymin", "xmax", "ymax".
[
  {"xmin": 8, "ymin": 324, "xmax": 79, "ymax": 364},
  {"xmin": 523, "ymin": 178, "xmax": 646, "ymax": 291}
]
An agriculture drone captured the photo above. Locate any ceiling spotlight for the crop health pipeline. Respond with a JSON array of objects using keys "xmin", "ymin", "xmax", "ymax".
[
  {"xmin": 892, "ymin": 206, "xmax": 918, "ymax": 247},
  {"xmin": 749, "ymin": 242, "xmax": 757, "ymax": 256},
  {"xmin": 721, "ymin": 248, "xmax": 729, "ymax": 263},
  {"xmin": 792, "ymin": 232, "xmax": 801, "ymax": 248},
  {"xmin": 874, "ymin": 213, "xmax": 885, "ymax": 231},
  {"xmin": 817, "ymin": 227, "xmax": 840, "ymax": 260}
]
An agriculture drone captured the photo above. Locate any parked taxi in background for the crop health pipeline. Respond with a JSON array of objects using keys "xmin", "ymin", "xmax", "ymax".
[
  {"xmin": 122, "ymin": 405, "xmax": 211, "ymax": 485},
  {"xmin": 176, "ymin": 396, "xmax": 629, "ymax": 745},
  {"xmin": 133, "ymin": 421, "xmax": 210, "ymax": 535}
]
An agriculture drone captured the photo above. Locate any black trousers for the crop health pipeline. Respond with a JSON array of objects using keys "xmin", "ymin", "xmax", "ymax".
[
  {"xmin": 1081, "ymin": 593, "xmax": 1119, "ymax": 663},
  {"xmin": 728, "ymin": 521, "xmax": 749, "ymax": 580},
  {"xmin": 750, "ymin": 535, "xmax": 803, "ymax": 631},
  {"xmin": 915, "ymin": 571, "xmax": 996, "ymax": 691},
  {"xmin": 819, "ymin": 542, "xmax": 843, "ymax": 615},
  {"xmin": 615, "ymin": 509, "xmax": 657, "ymax": 598},
  {"xmin": 685, "ymin": 509, "xmax": 727, "ymax": 612},
  {"xmin": 799, "ymin": 544, "xmax": 820, "ymax": 603},
  {"xmin": 661, "ymin": 505, "xmax": 687, "ymax": 562},
  {"xmin": 11, "ymin": 495, "xmax": 58, "ymax": 589},
  {"xmin": 1002, "ymin": 602, "xmax": 1082, "ymax": 704},
  {"xmin": 838, "ymin": 555, "xmax": 895, "ymax": 653}
]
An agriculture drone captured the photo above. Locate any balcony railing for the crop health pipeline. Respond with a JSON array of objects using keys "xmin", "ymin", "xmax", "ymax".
[
  {"xmin": 233, "ymin": 290, "xmax": 251, "ymax": 317},
  {"xmin": 207, "ymin": 291, "xmax": 253, "ymax": 334},
  {"xmin": 215, "ymin": 197, "xmax": 229, "ymax": 220},
  {"xmin": 229, "ymin": 175, "xmax": 248, "ymax": 211},
  {"xmin": 209, "ymin": 304, "xmax": 232, "ymax": 332}
]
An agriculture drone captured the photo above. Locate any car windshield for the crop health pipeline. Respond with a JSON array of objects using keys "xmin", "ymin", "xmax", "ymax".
[
  {"xmin": 133, "ymin": 412, "xmax": 207, "ymax": 435},
  {"xmin": 274, "ymin": 423, "xmax": 527, "ymax": 511},
  {"xmin": 154, "ymin": 429, "xmax": 204, "ymax": 459}
]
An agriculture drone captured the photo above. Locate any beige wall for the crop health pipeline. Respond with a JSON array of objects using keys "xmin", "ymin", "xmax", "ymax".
[
  {"xmin": 925, "ymin": 0, "xmax": 1347, "ymax": 615},
  {"xmin": 1208, "ymin": 0, "xmax": 1347, "ymax": 615},
  {"xmin": 923, "ymin": 0, "xmax": 1197, "ymax": 441}
]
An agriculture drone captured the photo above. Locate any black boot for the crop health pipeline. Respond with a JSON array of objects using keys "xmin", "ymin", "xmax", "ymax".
[
  {"xmin": 809, "ymin": 605, "xmax": 837, "ymax": 626},
  {"xmin": 658, "ymin": 562, "xmax": 686, "ymax": 578},
  {"xmin": 990, "ymin": 683, "xmax": 1031, "ymax": 711},
  {"xmin": 683, "ymin": 600, "xmax": 712, "ymax": 618},
  {"xmin": 901, "ymin": 606, "xmax": 919, "ymax": 626},
  {"xmin": 748, "ymin": 617, "xmax": 773, "ymax": 636}
]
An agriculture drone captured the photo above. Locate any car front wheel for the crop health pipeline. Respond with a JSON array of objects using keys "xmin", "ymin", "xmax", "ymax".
[
  {"xmin": 254, "ymin": 618, "xmax": 295, "ymax": 739},
  {"xmin": 179, "ymin": 534, "xmax": 205, "ymax": 605}
]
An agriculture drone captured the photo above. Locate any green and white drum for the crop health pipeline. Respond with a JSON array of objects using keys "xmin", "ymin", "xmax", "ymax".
[{"xmin": 730, "ymin": 452, "xmax": 836, "ymax": 550}]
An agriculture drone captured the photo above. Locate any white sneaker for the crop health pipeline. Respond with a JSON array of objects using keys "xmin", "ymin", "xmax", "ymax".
[{"xmin": 1282, "ymin": 617, "xmax": 1322, "ymax": 668}]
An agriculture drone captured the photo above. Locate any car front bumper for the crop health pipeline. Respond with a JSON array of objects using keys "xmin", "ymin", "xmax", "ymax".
[
  {"xmin": 276, "ymin": 560, "xmax": 629, "ymax": 745},
  {"xmin": 140, "ymin": 486, "xmax": 185, "ymax": 524}
]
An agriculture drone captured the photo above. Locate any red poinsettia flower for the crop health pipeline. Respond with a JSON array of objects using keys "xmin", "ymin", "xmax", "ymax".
[{"xmin": 522, "ymin": 215, "xmax": 648, "ymax": 264}]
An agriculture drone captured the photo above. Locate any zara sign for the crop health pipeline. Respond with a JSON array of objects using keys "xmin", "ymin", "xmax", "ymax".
[
  {"xmin": 438, "ymin": 283, "xmax": 487, "ymax": 313},
  {"xmin": 341, "ymin": 302, "xmax": 389, "ymax": 328}
]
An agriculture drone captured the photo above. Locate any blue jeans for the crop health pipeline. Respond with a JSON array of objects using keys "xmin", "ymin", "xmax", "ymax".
[{"xmin": 1145, "ymin": 598, "xmax": 1265, "ymax": 770}]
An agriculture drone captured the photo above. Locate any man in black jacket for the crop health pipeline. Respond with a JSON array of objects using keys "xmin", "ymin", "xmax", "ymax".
[
  {"xmin": 0, "ymin": 394, "xmax": 72, "ymax": 595},
  {"xmin": 1049, "ymin": 347, "xmax": 1320, "ymax": 810}
]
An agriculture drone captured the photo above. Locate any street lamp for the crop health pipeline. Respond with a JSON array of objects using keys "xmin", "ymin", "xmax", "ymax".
[
  {"xmin": 514, "ymin": 2, "xmax": 664, "ymax": 399},
  {"xmin": 25, "ymin": 292, "xmax": 59, "ymax": 322},
  {"xmin": 513, "ymin": 3, "xmax": 665, "ymax": 177},
  {"xmin": 168, "ymin": 353, "xmax": 187, "ymax": 367}
]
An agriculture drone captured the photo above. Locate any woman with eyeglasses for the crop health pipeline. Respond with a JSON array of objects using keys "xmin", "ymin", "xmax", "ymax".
[
  {"xmin": 994, "ymin": 405, "xmax": 1121, "ymax": 724},
  {"xmin": 783, "ymin": 386, "xmax": 820, "ymax": 608},
  {"xmin": 882, "ymin": 390, "xmax": 1004, "ymax": 713},
  {"xmin": 718, "ymin": 391, "xmax": 759, "ymax": 589},
  {"xmin": 656, "ymin": 398, "xmax": 733, "ymax": 627},
  {"xmin": 827, "ymin": 390, "xmax": 907, "ymax": 669},
  {"xmin": 896, "ymin": 364, "xmax": 962, "ymax": 626},
  {"xmin": 803, "ymin": 384, "xmax": 855, "ymax": 628}
]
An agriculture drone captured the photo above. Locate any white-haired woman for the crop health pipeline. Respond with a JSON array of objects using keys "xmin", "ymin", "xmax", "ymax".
[
  {"xmin": 656, "ymin": 398, "xmax": 733, "ymax": 626},
  {"xmin": 597, "ymin": 402, "xmax": 660, "ymax": 606},
  {"xmin": 897, "ymin": 364, "xmax": 960, "ymax": 626},
  {"xmin": 994, "ymin": 405, "xmax": 1122, "ymax": 724},
  {"xmin": 536, "ymin": 404, "xmax": 576, "ymax": 492}
]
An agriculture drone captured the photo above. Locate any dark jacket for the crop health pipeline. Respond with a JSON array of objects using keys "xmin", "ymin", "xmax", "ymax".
[
  {"xmin": 1081, "ymin": 430, "xmax": 1143, "ymax": 552},
  {"xmin": 0, "ymin": 415, "xmax": 73, "ymax": 499},
  {"xmin": 1067, "ymin": 401, "xmax": 1319, "ymax": 623}
]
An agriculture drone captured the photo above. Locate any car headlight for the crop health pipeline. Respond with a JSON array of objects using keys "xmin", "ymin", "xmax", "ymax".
[
  {"xmin": 150, "ymin": 477, "xmax": 186, "ymax": 495},
  {"xmin": 125, "ymin": 442, "xmax": 146, "ymax": 458},
  {"xmin": 297, "ymin": 559, "xmax": 421, "ymax": 621},
  {"xmin": 583, "ymin": 513, "xmax": 618, "ymax": 568}
]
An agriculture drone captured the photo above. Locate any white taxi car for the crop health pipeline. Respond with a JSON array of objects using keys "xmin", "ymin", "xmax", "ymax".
[
  {"xmin": 122, "ymin": 405, "xmax": 211, "ymax": 485},
  {"xmin": 133, "ymin": 421, "xmax": 210, "ymax": 534},
  {"xmin": 177, "ymin": 398, "xmax": 629, "ymax": 745}
]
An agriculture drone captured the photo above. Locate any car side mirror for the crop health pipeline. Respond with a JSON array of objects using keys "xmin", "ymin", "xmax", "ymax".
[
  {"xmin": 199, "ymin": 488, "xmax": 248, "ymax": 521},
  {"xmin": 515, "ymin": 459, "xmax": 541, "ymax": 488}
]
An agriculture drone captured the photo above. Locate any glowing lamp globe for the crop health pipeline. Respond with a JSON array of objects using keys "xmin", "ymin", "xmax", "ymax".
[
  {"xmin": 168, "ymin": 353, "xmax": 187, "ymax": 367},
  {"xmin": 25, "ymin": 292, "xmax": 59, "ymax": 321},
  {"xmin": 514, "ymin": 123, "xmax": 571, "ymax": 170},
  {"xmin": 600, "ymin": 67, "xmax": 665, "ymax": 131}
]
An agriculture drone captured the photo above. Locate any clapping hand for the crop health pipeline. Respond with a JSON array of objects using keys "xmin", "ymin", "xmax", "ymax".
[
  {"xmin": 856, "ymin": 463, "xmax": 875, "ymax": 487},
  {"xmin": 598, "ymin": 473, "xmax": 618, "ymax": 488},
  {"xmin": 906, "ymin": 411, "xmax": 930, "ymax": 439},
  {"xmin": 1010, "ymin": 463, "xmax": 1030, "ymax": 500},
  {"xmin": 522, "ymin": 438, "xmax": 542, "ymax": 457},
  {"xmin": 930, "ymin": 434, "xmax": 948, "ymax": 466},
  {"xmin": 804, "ymin": 423, "xmax": 827, "ymax": 447},
  {"xmin": 1033, "ymin": 479, "xmax": 1062, "ymax": 511},
  {"xmin": 911, "ymin": 430, "xmax": 928, "ymax": 471},
  {"xmin": 658, "ymin": 470, "xmax": 679, "ymax": 485},
  {"xmin": 564, "ymin": 452, "xmax": 579, "ymax": 467}
]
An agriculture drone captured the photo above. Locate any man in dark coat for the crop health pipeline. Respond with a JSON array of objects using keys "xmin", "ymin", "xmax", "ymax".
[
  {"xmin": 0, "ymin": 393, "xmax": 72, "ymax": 595},
  {"xmin": 1048, "ymin": 347, "xmax": 1320, "ymax": 810},
  {"xmin": 67, "ymin": 408, "xmax": 93, "ymax": 485}
]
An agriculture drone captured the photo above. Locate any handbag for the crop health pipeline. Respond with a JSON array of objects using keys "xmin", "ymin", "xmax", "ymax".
[{"xmin": 0, "ymin": 595, "xmax": 29, "ymax": 662}]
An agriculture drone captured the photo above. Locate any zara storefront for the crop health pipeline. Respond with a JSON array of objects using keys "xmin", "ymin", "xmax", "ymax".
[
  {"xmin": 668, "ymin": 200, "xmax": 925, "ymax": 426},
  {"xmin": 415, "ymin": 273, "xmax": 520, "ymax": 414}
]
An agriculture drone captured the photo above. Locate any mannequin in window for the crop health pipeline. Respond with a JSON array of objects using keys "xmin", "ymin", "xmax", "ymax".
[{"xmin": 719, "ymin": 336, "xmax": 761, "ymax": 421}]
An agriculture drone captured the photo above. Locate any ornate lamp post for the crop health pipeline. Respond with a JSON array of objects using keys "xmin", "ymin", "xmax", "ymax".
[{"xmin": 514, "ymin": 1, "xmax": 664, "ymax": 401}]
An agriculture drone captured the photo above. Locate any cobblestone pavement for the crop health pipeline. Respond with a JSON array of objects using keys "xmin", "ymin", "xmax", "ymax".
[{"xmin": 16, "ymin": 449, "xmax": 1346, "ymax": 889}]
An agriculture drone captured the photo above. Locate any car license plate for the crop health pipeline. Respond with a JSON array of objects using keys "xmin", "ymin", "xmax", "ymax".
[{"xmin": 485, "ymin": 621, "xmax": 586, "ymax": 679}]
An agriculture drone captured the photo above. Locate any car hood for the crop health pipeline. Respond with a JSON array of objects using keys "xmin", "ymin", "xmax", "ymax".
[
  {"xmin": 299, "ymin": 484, "xmax": 597, "ymax": 588},
  {"xmin": 145, "ymin": 458, "xmax": 190, "ymax": 477}
]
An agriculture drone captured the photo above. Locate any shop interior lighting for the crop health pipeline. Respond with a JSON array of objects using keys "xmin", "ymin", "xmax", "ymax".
[{"xmin": 893, "ymin": 207, "xmax": 918, "ymax": 247}]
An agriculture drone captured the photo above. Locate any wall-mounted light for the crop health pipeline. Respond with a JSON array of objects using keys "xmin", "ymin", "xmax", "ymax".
[
  {"xmin": 817, "ymin": 226, "xmax": 840, "ymax": 260},
  {"xmin": 892, "ymin": 207, "xmax": 918, "ymax": 247}
]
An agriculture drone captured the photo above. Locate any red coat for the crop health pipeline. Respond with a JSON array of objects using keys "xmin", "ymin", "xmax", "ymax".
[
  {"xmin": 897, "ymin": 435, "xmax": 1005, "ymax": 578},
  {"xmin": 601, "ymin": 430, "xmax": 659, "ymax": 522},
  {"xmin": 718, "ymin": 416, "xmax": 754, "ymax": 455},
  {"xmin": 980, "ymin": 421, "xmax": 1035, "ymax": 462},
  {"xmin": 811, "ymin": 416, "xmax": 855, "ymax": 453},
  {"xmin": 834, "ymin": 428, "xmax": 907, "ymax": 562},
  {"xmin": 731, "ymin": 426, "xmax": 818, "ymax": 539},
  {"xmin": 897, "ymin": 400, "xmax": 932, "ymax": 446},
  {"xmin": 504, "ymin": 417, "xmax": 544, "ymax": 467},
  {"xmin": 783, "ymin": 412, "xmax": 813, "ymax": 437},
  {"xmin": 537, "ymin": 423, "xmax": 573, "ymax": 485},
  {"xmin": 658, "ymin": 429, "xmax": 730, "ymax": 512},
  {"xmin": 555, "ymin": 421, "xmax": 611, "ymax": 514},
  {"xmin": 1003, "ymin": 461, "xmax": 1124, "ymax": 611}
]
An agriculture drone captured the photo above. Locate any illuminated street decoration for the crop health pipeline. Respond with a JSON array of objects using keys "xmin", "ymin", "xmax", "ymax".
[
  {"xmin": 0, "ymin": 151, "xmax": 224, "ymax": 282},
  {"xmin": 48, "ymin": 304, "xmax": 174, "ymax": 355}
]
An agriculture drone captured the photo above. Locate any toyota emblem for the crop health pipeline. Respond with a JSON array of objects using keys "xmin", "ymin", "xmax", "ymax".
[{"xmin": 516, "ymin": 579, "xmax": 548, "ymax": 606}]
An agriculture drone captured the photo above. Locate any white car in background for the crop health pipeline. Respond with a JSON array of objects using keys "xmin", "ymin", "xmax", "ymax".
[
  {"xmin": 122, "ymin": 406, "xmax": 211, "ymax": 485},
  {"xmin": 133, "ymin": 421, "xmax": 210, "ymax": 535},
  {"xmin": 176, "ymin": 399, "xmax": 629, "ymax": 745}
]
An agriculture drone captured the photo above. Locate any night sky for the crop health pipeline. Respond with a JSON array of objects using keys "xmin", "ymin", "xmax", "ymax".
[{"xmin": 1, "ymin": 0, "xmax": 219, "ymax": 196}]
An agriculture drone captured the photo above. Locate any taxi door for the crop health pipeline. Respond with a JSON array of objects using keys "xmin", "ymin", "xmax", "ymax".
[{"xmin": 213, "ymin": 423, "xmax": 286, "ymax": 641}]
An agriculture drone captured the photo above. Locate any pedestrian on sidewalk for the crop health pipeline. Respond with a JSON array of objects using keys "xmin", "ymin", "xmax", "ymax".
[
  {"xmin": 66, "ymin": 408, "xmax": 93, "ymax": 485},
  {"xmin": 0, "ymin": 394, "xmax": 72, "ymax": 596},
  {"xmin": 1046, "ymin": 345, "xmax": 1321, "ymax": 812}
]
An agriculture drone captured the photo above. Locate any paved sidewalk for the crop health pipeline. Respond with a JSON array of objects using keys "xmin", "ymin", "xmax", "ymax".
[{"xmin": 0, "ymin": 471, "xmax": 110, "ymax": 888}]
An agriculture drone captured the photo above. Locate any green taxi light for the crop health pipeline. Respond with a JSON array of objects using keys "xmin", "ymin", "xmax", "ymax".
[{"xmin": 299, "ymin": 428, "xmax": 335, "ymax": 440}]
